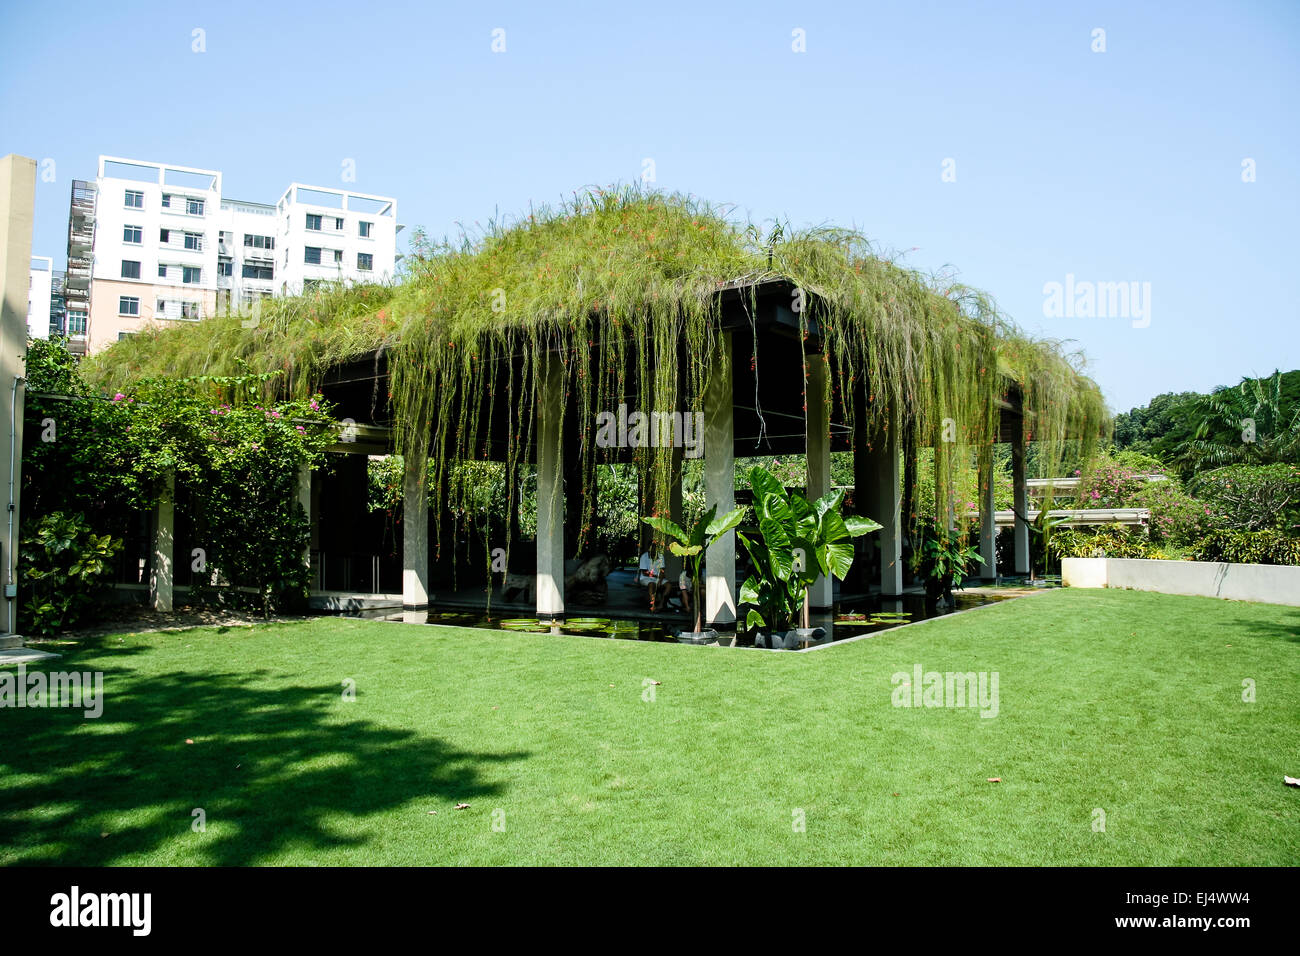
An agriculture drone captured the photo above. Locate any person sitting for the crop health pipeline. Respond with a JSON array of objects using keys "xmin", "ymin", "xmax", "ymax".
[
  {"xmin": 637, "ymin": 543, "xmax": 669, "ymax": 611},
  {"xmin": 675, "ymin": 565, "xmax": 695, "ymax": 614},
  {"xmin": 565, "ymin": 553, "xmax": 612, "ymax": 605}
]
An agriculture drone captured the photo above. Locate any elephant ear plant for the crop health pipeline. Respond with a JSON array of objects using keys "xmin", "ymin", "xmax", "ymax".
[
  {"xmin": 737, "ymin": 466, "xmax": 880, "ymax": 639},
  {"xmin": 911, "ymin": 520, "xmax": 984, "ymax": 609},
  {"xmin": 642, "ymin": 503, "xmax": 745, "ymax": 635}
]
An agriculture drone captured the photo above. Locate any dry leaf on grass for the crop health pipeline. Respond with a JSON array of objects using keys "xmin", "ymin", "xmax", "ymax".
[{"xmin": 987, "ymin": 777, "xmax": 1002, "ymax": 783}]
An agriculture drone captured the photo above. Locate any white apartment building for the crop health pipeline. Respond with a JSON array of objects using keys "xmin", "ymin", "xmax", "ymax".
[
  {"xmin": 28, "ymin": 256, "xmax": 54, "ymax": 340},
  {"xmin": 78, "ymin": 156, "xmax": 400, "ymax": 353}
]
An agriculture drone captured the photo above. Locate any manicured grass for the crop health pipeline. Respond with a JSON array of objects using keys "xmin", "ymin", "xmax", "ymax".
[{"xmin": 1, "ymin": 589, "xmax": 1296, "ymax": 865}]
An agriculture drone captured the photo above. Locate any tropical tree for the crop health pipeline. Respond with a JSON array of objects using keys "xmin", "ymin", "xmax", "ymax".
[
  {"xmin": 1182, "ymin": 371, "xmax": 1300, "ymax": 471},
  {"xmin": 642, "ymin": 503, "xmax": 745, "ymax": 634}
]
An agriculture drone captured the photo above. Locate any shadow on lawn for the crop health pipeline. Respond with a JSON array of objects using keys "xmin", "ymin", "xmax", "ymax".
[
  {"xmin": 0, "ymin": 663, "xmax": 527, "ymax": 865},
  {"xmin": 1224, "ymin": 606, "xmax": 1300, "ymax": 644}
]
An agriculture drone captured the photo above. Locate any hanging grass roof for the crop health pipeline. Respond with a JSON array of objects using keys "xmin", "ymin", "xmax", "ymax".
[{"xmin": 85, "ymin": 185, "xmax": 1109, "ymax": 529}]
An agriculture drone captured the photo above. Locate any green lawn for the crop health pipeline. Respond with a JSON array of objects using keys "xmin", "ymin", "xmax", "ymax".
[{"xmin": 1, "ymin": 588, "xmax": 1297, "ymax": 866}]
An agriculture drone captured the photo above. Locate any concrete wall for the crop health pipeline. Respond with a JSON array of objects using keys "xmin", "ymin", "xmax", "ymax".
[{"xmin": 1062, "ymin": 557, "xmax": 1300, "ymax": 607}]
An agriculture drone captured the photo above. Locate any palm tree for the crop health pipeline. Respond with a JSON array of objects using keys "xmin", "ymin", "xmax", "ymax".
[{"xmin": 1181, "ymin": 371, "xmax": 1300, "ymax": 471}]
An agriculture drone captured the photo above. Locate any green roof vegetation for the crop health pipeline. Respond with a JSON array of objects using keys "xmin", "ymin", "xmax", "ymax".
[{"xmin": 85, "ymin": 186, "xmax": 1109, "ymax": 528}]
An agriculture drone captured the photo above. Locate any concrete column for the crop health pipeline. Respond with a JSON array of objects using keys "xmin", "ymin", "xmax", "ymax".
[
  {"xmin": 664, "ymin": 445, "xmax": 684, "ymax": 581},
  {"xmin": 805, "ymin": 355, "xmax": 832, "ymax": 610},
  {"xmin": 151, "ymin": 473, "xmax": 175, "ymax": 612},
  {"xmin": 402, "ymin": 454, "xmax": 429, "ymax": 609},
  {"xmin": 297, "ymin": 463, "xmax": 312, "ymax": 580},
  {"xmin": 535, "ymin": 357, "xmax": 565, "ymax": 621},
  {"xmin": 0, "ymin": 155, "xmax": 35, "ymax": 638},
  {"xmin": 979, "ymin": 450, "xmax": 997, "ymax": 581},
  {"xmin": 850, "ymin": 413, "xmax": 877, "ymax": 592},
  {"xmin": 864, "ymin": 423, "xmax": 904, "ymax": 598},
  {"xmin": 703, "ymin": 332, "xmax": 736, "ymax": 629},
  {"xmin": 1012, "ymin": 424, "xmax": 1030, "ymax": 575}
]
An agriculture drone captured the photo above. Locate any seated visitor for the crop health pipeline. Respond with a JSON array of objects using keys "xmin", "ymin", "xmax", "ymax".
[{"xmin": 637, "ymin": 543, "xmax": 669, "ymax": 611}]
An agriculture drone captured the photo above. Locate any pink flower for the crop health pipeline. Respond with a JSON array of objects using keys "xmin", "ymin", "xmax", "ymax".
[{"xmin": 113, "ymin": 393, "xmax": 125, "ymax": 402}]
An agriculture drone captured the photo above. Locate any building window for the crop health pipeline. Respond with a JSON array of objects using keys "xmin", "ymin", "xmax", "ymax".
[
  {"xmin": 359, "ymin": 221, "xmax": 373, "ymax": 238},
  {"xmin": 182, "ymin": 266, "xmax": 202, "ymax": 284},
  {"xmin": 184, "ymin": 232, "xmax": 203, "ymax": 251},
  {"xmin": 161, "ymin": 193, "xmax": 172, "ymax": 208},
  {"xmin": 118, "ymin": 331, "xmax": 136, "ymax": 341},
  {"xmin": 123, "ymin": 224, "xmax": 142, "ymax": 244},
  {"xmin": 217, "ymin": 259, "xmax": 233, "ymax": 277},
  {"xmin": 243, "ymin": 234, "xmax": 274, "ymax": 250},
  {"xmin": 306, "ymin": 214, "xmax": 322, "ymax": 231},
  {"xmin": 181, "ymin": 302, "xmax": 200, "ymax": 319},
  {"xmin": 124, "ymin": 189, "xmax": 144, "ymax": 209},
  {"xmin": 118, "ymin": 296, "xmax": 139, "ymax": 316},
  {"xmin": 121, "ymin": 260, "xmax": 141, "ymax": 279},
  {"xmin": 186, "ymin": 197, "xmax": 205, "ymax": 216},
  {"xmin": 333, "ymin": 249, "xmax": 342, "ymax": 264},
  {"xmin": 158, "ymin": 264, "xmax": 169, "ymax": 279},
  {"xmin": 241, "ymin": 263, "xmax": 274, "ymax": 280},
  {"xmin": 357, "ymin": 252, "xmax": 373, "ymax": 271},
  {"xmin": 160, "ymin": 228, "xmax": 170, "ymax": 244},
  {"xmin": 304, "ymin": 246, "xmax": 322, "ymax": 265},
  {"xmin": 303, "ymin": 279, "xmax": 320, "ymax": 292},
  {"xmin": 68, "ymin": 311, "xmax": 87, "ymax": 334},
  {"xmin": 334, "ymin": 217, "xmax": 344, "ymax": 231}
]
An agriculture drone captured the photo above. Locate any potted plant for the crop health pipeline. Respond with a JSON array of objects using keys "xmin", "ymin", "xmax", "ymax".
[
  {"xmin": 737, "ymin": 466, "xmax": 880, "ymax": 648},
  {"xmin": 642, "ymin": 503, "xmax": 745, "ymax": 643},
  {"xmin": 910, "ymin": 520, "xmax": 983, "ymax": 610}
]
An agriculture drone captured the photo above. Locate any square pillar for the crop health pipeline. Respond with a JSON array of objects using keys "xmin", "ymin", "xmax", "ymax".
[
  {"xmin": 865, "ymin": 423, "xmax": 903, "ymax": 598},
  {"xmin": 297, "ymin": 462, "xmax": 312, "ymax": 570},
  {"xmin": 535, "ymin": 357, "xmax": 565, "ymax": 621},
  {"xmin": 1011, "ymin": 423, "xmax": 1030, "ymax": 575},
  {"xmin": 402, "ymin": 454, "xmax": 429, "ymax": 609},
  {"xmin": 703, "ymin": 332, "xmax": 736, "ymax": 629},
  {"xmin": 151, "ymin": 472, "xmax": 175, "ymax": 612},
  {"xmin": 979, "ymin": 450, "xmax": 997, "ymax": 581},
  {"xmin": 664, "ymin": 444, "xmax": 685, "ymax": 581},
  {"xmin": 805, "ymin": 354, "xmax": 832, "ymax": 610}
]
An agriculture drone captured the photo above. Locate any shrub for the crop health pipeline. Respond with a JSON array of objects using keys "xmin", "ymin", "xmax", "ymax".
[
  {"xmin": 1076, "ymin": 450, "xmax": 1218, "ymax": 547},
  {"xmin": 1052, "ymin": 525, "xmax": 1169, "ymax": 560},
  {"xmin": 1191, "ymin": 464, "xmax": 1300, "ymax": 533},
  {"xmin": 1193, "ymin": 529, "xmax": 1300, "ymax": 566},
  {"xmin": 1132, "ymin": 479, "xmax": 1219, "ymax": 547},
  {"xmin": 19, "ymin": 512, "xmax": 123, "ymax": 636}
]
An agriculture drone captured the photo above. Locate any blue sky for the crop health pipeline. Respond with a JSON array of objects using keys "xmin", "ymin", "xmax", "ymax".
[{"xmin": 3, "ymin": 0, "xmax": 1297, "ymax": 412}]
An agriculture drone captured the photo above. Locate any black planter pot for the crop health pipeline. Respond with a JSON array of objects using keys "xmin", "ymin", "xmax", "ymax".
[{"xmin": 925, "ymin": 574, "xmax": 956, "ymax": 610}]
